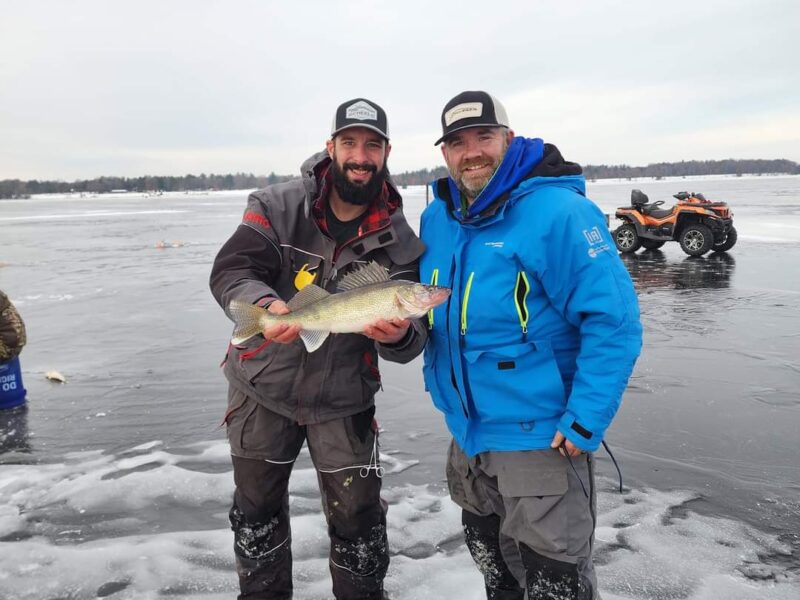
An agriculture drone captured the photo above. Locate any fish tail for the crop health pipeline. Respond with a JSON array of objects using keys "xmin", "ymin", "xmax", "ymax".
[{"xmin": 227, "ymin": 300, "xmax": 272, "ymax": 344}]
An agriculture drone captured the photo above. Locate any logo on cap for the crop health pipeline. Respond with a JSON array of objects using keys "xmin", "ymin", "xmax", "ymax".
[
  {"xmin": 444, "ymin": 102, "xmax": 483, "ymax": 126},
  {"xmin": 345, "ymin": 100, "xmax": 378, "ymax": 121}
]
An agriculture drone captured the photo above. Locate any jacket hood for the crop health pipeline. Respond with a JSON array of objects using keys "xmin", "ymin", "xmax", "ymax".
[{"xmin": 434, "ymin": 140, "xmax": 583, "ymax": 221}]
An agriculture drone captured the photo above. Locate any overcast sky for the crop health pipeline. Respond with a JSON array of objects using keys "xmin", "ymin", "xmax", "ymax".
[{"xmin": 1, "ymin": 0, "xmax": 798, "ymax": 181}]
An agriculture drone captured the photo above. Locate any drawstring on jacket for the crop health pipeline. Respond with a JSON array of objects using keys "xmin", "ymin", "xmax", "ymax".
[
  {"xmin": 559, "ymin": 439, "xmax": 624, "ymax": 499},
  {"xmin": 602, "ymin": 440, "xmax": 624, "ymax": 493},
  {"xmin": 560, "ymin": 440, "xmax": 589, "ymax": 499}
]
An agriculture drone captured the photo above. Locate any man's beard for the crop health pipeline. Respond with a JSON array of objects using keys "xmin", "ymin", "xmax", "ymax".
[{"xmin": 331, "ymin": 159, "xmax": 388, "ymax": 206}]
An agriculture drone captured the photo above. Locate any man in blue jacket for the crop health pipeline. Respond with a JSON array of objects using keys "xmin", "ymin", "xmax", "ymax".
[{"xmin": 420, "ymin": 91, "xmax": 642, "ymax": 599}]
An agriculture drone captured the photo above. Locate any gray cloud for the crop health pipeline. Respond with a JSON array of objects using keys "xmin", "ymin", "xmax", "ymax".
[{"xmin": 1, "ymin": 0, "xmax": 798, "ymax": 180}]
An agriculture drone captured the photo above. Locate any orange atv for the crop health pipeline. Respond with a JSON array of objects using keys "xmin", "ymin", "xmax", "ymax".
[{"xmin": 613, "ymin": 190, "xmax": 737, "ymax": 256}]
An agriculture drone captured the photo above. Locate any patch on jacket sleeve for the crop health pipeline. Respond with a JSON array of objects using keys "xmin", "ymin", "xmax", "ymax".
[
  {"xmin": 571, "ymin": 420, "xmax": 593, "ymax": 440},
  {"xmin": 242, "ymin": 211, "xmax": 272, "ymax": 235},
  {"xmin": 582, "ymin": 226, "xmax": 611, "ymax": 258}
]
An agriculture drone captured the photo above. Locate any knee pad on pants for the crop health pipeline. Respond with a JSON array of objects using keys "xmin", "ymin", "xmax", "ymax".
[
  {"xmin": 330, "ymin": 522, "xmax": 389, "ymax": 578},
  {"xmin": 230, "ymin": 504, "xmax": 289, "ymax": 563}
]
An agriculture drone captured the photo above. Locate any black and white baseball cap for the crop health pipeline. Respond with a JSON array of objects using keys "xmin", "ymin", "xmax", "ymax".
[
  {"xmin": 330, "ymin": 98, "xmax": 389, "ymax": 141},
  {"xmin": 435, "ymin": 91, "xmax": 510, "ymax": 145}
]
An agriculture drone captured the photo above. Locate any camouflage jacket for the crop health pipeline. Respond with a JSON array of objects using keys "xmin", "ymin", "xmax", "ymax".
[{"xmin": 0, "ymin": 290, "xmax": 26, "ymax": 362}]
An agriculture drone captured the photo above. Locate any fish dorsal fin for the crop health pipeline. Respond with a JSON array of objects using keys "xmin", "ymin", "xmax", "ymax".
[
  {"xmin": 337, "ymin": 261, "xmax": 390, "ymax": 292},
  {"xmin": 299, "ymin": 330, "xmax": 330, "ymax": 353},
  {"xmin": 287, "ymin": 284, "xmax": 330, "ymax": 312}
]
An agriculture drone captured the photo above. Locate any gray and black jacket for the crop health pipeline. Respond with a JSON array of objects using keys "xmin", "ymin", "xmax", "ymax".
[{"xmin": 210, "ymin": 151, "xmax": 427, "ymax": 424}]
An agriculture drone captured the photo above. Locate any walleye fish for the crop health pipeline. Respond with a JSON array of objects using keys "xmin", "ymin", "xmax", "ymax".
[{"xmin": 227, "ymin": 261, "xmax": 450, "ymax": 352}]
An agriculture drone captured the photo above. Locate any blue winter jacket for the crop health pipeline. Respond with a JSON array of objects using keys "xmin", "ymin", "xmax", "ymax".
[{"xmin": 420, "ymin": 139, "xmax": 642, "ymax": 456}]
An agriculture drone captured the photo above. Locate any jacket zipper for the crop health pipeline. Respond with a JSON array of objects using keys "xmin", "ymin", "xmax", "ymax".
[
  {"xmin": 427, "ymin": 268, "xmax": 439, "ymax": 328},
  {"xmin": 444, "ymin": 256, "xmax": 469, "ymax": 419},
  {"xmin": 300, "ymin": 243, "xmax": 335, "ymax": 422},
  {"xmin": 460, "ymin": 272, "xmax": 475, "ymax": 335},
  {"xmin": 514, "ymin": 271, "xmax": 531, "ymax": 340}
]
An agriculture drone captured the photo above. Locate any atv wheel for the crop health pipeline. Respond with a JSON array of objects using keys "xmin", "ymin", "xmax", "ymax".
[
  {"xmin": 640, "ymin": 239, "xmax": 666, "ymax": 250},
  {"xmin": 614, "ymin": 224, "xmax": 641, "ymax": 253},
  {"xmin": 713, "ymin": 226, "xmax": 738, "ymax": 252},
  {"xmin": 679, "ymin": 224, "xmax": 714, "ymax": 256}
]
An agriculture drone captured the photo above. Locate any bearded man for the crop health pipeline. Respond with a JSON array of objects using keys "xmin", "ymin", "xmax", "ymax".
[
  {"xmin": 420, "ymin": 91, "xmax": 643, "ymax": 599},
  {"xmin": 210, "ymin": 98, "xmax": 426, "ymax": 600}
]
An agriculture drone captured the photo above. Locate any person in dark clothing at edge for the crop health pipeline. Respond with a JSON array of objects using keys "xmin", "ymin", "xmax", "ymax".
[
  {"xmin": 209, "ymin": 98, "xmax": 426, "ymax": 600},
  {"xmin": 419, "ymin": 91, "xmax": 643, "ymax": 599},
  {"xmin": 0, "ymin": 290, "xmax": 27, "ymax": 364}
]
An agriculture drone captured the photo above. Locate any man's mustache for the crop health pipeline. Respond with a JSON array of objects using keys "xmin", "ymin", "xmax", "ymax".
[
  {"xmin": 459, "ymin": 159, "xmax": 491, "ymax": 170},
  {"xmin": 344, "ymin": 162, "xmax": 377, "ymax": 174}
]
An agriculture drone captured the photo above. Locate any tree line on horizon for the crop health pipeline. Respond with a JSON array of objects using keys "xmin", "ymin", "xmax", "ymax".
[
  {"xmin": 1, "ymin": 159, "xmax": 798, "ymax": 199},
  {"xmin": 0, "ymin": 172, "xmax": 292, "ymax": 200}
]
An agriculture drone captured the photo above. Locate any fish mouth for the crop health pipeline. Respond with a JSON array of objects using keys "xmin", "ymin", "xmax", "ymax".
[
  {"xmin": 396, "ymin": 286, "xmax": 450, "ymax": 314},
  {"xmin": 426, "ymin": 287, "xmax": 451, "ymax": 307}
]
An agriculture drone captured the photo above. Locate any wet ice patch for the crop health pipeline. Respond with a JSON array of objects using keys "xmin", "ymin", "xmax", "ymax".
[
  {"xmin": 0, "ymin": 527, "xmax": 236, "ymax": 599},
  {"xmin": 595, "ymin": 486, "xmax": 798, "ymax": 599},
  {"xmin": 0, "ymin": 504, "xmax": 25, "ymax": 538},
  {"xmin": 0, "ymin": 441, "xmax": 798, "ymax": 599}
]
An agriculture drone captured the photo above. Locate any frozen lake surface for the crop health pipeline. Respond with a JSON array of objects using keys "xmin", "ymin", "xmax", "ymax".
[{"xmin": 1, "ymin": 174, "xmax": 799, "ymax": 598}]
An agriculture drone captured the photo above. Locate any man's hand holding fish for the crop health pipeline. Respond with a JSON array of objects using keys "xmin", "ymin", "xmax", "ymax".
[
  {"xmin": 260, "ymin": 300, "xmax": 301, "ymax": 344},
  {"xmin": 362, "ymin": 318, "xmax": 411, "ymax": 344}
]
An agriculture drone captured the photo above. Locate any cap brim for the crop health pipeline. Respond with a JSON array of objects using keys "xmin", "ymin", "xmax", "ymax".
[
  {"xmin": 331, "ymin": 123, "xmax": 389, "ymax": 141},
  {"xmin": 434, "ymin": 122, "xmax": 506, "ymax": 146}
]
